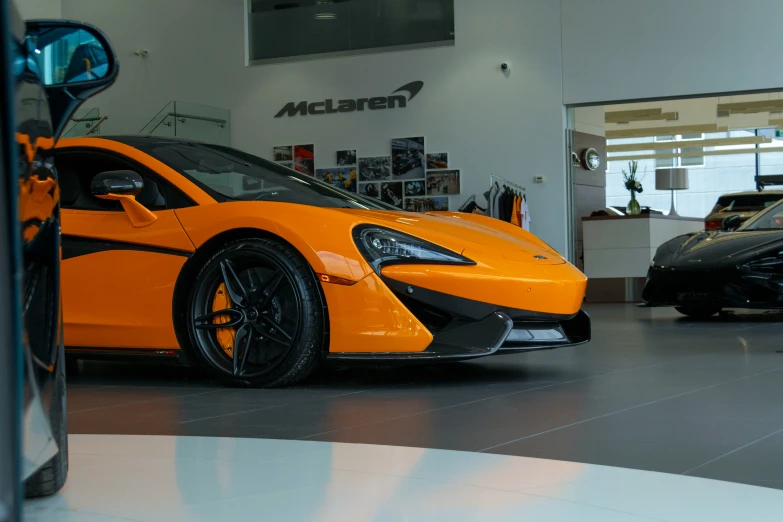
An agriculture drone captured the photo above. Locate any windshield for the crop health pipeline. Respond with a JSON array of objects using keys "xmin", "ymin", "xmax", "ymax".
[
  {"xmin": 139, "ymin": 141, "xmax": 399, "ymax": 211},
  {"xmin": 737, "ymin": 198, "xmax": 783, "ymax": 231},
  {"xmin": 711, "ymin": 194, "xmax": 783, "ymax": 213}
]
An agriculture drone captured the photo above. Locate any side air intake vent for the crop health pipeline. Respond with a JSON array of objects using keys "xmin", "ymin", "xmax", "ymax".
[{"xmin": 393, "ymin": 292, "xmax": 452, "ymax": 333}]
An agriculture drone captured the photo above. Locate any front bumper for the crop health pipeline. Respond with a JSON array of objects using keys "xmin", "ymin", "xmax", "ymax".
[
  {"xmin": 328, "ymin": 278, "xmax": 591, "ymax": 361},
  {"xmin": 642, "ymin": 266, "xmax": 783, "ymax": 308}
]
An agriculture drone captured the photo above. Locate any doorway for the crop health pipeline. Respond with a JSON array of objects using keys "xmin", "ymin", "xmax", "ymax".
[{"xmin": 568, "ymin": 91, "xmax": 783, "ymax": 302}]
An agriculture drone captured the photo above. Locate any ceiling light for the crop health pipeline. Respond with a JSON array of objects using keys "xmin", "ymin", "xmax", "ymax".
[{"xmin": 315, "ymin": 0, "xmax": 336, "ymax": 19}]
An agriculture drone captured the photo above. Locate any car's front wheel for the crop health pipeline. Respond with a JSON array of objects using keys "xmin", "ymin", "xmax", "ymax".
[
  {"xmin": 186, "ymin": 237, "xmax": 326, "ymax": 387},
  {"xmin": 675, "ymin": 305, "xmax": 722, "ymax": 318}
]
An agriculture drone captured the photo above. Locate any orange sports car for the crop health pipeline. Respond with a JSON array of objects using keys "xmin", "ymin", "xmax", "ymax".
[{"xmin": 57, "ymin": 136, "xmax": 590, "ymax": 386}]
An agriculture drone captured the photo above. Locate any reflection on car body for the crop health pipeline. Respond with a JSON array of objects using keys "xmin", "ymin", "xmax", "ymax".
[{"xmin": 704, "ymin": 190, "xmax": 783, "ymax": 230}]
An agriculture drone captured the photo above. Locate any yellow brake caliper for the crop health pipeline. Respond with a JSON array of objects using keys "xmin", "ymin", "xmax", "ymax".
[{"xmin": 211, "ymin": 283, "xmax": 236, "ymax": 357}]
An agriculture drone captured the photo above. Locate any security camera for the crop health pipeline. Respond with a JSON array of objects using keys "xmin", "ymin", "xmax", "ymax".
[{"xmin": 501, "ymin": 63, "xmax": 509, "ymax": 71}]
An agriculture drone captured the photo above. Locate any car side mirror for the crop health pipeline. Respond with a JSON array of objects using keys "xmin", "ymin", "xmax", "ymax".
[
  {"xmin": 91, "ymin": 170, "xmax": 142, "ymax": 196},
  {"xmin": 24, "ymin": 20, "xmax": 119, "ymax": 138},
  {"xmin": 91, "ymin": 171, "xmax": 157, "ymax": 228},
  {"xmin": 722, "ymin": 214, "xmax": 742, "ymax": 231}
]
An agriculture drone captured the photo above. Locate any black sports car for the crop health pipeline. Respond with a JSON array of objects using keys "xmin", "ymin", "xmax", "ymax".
[
  {"xmin": 643, "ymin": 199, "xmax": 783, "ymax": 317},
  {"xmin": 0, "ymin": 7, "xmax": 118, "ymax": 511}
]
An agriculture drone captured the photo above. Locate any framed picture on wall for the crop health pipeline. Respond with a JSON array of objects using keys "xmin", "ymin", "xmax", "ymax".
[
  {"xmin": 316, "ymin": 167, "xmax": 357, "ymax": 193},
  {"xmin": 337, "ymin": 149, "xmax": 357, "ymax": 166},
  {"xmin": 426, "ymin": 169, "xmax": 461, "ymax": 195},
  {"xmin": 391, "ymin": 137, "xmax": 425, "ymax": 179},
  {"xmin": 404, "ymin": 180, "xmax": 425, "ymax": 197},
  {"xmin": 358, "ymin": 156, "xmax": 391, "ymax": 181},
  {"xmin": 359, "ymin": 182, "xmax": 380, "ymax": 199},
  {"xmin": 381, "ymin": 181, "xmax": 403, "ymax": 208},
  {"xmin": 294, "ymin": 144, "xmax": 315, "ymax": 176},
  {"xmin": 426, "ymin": 152, "xmax": 448, "ymax": 170},
  {"xmin": 274, "ymin": 145, "xmax": 293, "ymax": 161},
  {"xmin": 405, "ymin": 197, "xmax": 449, "ymax": 212}
]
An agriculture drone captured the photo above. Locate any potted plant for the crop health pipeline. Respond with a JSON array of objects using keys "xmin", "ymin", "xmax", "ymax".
[{"xmin": 622, "ymin": 161, "xmax": 645, "ymax": 215}]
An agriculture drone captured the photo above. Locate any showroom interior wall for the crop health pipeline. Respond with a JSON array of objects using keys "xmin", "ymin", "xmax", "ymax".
[
  {"xmin": 56, "ymin": 0, "xmax": 783, "ymax": 256},
  {"xmin": 561, "ymin": 0, "xmax": 783, "ymax": 105},
  {"xmin": 17, "ymin": 0, "xmax": 61, "ymax": 19},
  {"xmin": 61, "ymin": 0, "xmax": 571, "ymax": 252}
]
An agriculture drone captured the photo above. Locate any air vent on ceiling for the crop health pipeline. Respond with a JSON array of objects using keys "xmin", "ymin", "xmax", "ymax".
[{"xmin": 717, "ymin": 109, "xmax": 730, "ymax": 118}]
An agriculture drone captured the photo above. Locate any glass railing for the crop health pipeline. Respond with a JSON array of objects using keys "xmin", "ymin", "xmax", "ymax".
[
  {"xmin": 62, "ymin": 108, "xmax": 107, "ymax": 138},
  {"xmin": 139, "ymin": 101, "xmax": 231, "ymax": 146}
]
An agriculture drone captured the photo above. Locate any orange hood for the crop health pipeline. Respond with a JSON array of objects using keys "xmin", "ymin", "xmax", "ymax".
[{"xmin": 339, "ymin": 209, "xmax": 565, "ymax": 265}]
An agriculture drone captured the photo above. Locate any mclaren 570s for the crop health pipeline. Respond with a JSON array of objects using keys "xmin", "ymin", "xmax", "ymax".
[
  {"xmin": 57, "ymin": 136, "xmax": 590, "ymax": 386},
  {"xmin": 644, "ymin": 199, "xmax": 783, "ymax": 317}
]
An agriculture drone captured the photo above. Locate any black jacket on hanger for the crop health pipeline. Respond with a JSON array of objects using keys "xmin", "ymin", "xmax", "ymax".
[
  {"xmin": 503, "ymin": 190, "xmax": 514, "ymax": 222},
  {"xmin": 498, "ymin": 189, "xmax": 508, "ymax": 222}
]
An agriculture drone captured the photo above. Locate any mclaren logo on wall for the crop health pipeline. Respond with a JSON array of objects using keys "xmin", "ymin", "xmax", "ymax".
[{"xmin": 274, "ymin": 81, "xmax": 424, "ymax": 118}]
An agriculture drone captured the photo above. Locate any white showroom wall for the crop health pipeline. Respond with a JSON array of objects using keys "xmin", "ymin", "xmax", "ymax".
[
  {"xmin": 60, "ymin": 0, "xmax": 246, "ymax": 141},
  {"xmin": 16, "ymin": 0, "xmax": 61, "ymax": 19},
  {"xmin": 62, "ymin": 0, "xmax": 570, "ymax": 252},
  {"xmin": 561, "ymin": 0, "xmax": 783, "ymax": 105},
  {"xmin": 59, "ymin": 0, "xmax": 783, "ymax": 255}
]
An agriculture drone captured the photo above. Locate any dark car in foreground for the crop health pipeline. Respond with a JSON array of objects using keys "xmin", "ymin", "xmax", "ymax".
[
  {"xmin": 0, "ymin": 4, "xmax": 118, "ymax": 513},
  {"xmin": 704, "ymin": 190, "xmax": 783, "ymax": 230},
  {"xmin": 643, "ymin": 199, "xmax": 783, "ymax": 317}
]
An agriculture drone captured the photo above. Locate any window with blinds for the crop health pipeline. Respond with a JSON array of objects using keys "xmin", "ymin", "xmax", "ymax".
[
  {"xmin": 654, "ymin": 134, "xmax": 704, "ymax": 169},
  {"xmin": 247, "ymin": 0, "xmax": 455, "ymax": 63}
]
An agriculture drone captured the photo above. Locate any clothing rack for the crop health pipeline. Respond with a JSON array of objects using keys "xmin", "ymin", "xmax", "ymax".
[
  {"xmin": 489, "ymin": 174, "xmax": 525, "ymax": 193},
  {"xmin": 487, "ymin": 174, "xmax": 530, "ymax": 231}
]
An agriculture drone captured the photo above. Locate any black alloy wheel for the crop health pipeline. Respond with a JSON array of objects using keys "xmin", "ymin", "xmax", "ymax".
[{"xmin": 186, "ymin": 238, "xmax": 325, "ymax": 387}]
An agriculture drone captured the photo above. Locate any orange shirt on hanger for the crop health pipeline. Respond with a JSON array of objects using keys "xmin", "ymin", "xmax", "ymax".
[{"xmin": 511, "ymin": 195, "xmax": 521, "ymax": 227}]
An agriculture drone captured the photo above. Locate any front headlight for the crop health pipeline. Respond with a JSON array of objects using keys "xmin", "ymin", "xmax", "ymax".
[
  {"xmin": 741, "ymin": 254, "xmax": 783, "ymax": 273},
  {"xmin": 353, "ymin": 225, "xmax": 475, "ymax": 272}
]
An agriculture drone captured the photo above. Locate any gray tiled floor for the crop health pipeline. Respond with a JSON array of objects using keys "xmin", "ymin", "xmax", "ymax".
[{"xmin": 66, "ymin": 304, "xmax": 783, "ymax": 490}]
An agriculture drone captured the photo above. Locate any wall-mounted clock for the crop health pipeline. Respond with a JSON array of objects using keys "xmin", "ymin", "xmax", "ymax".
[{"xmin": 582, "ymin": 148, "xmax": 600, "ymax": 171}]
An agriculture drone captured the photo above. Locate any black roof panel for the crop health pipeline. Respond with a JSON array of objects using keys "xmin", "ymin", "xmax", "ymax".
[{"xmin": 98, "ymin": 135, "xmax": 203, "ymax": 147}]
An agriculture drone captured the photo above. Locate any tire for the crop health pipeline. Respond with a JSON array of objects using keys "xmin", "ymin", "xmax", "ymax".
[
  {"xmin": 25, "ymin": 341, "xmax": 68, "ymax": 498},
  {"xmin": 675, "ymin": 305, "xmax": 722, "ymax": 318},
  {"xmin": 185, "ymin": 237, "xmax": 325, "ymax": 387},
  {"xmin": 65, "ymin": 356, "xmax": 80, "ymax": 376}
]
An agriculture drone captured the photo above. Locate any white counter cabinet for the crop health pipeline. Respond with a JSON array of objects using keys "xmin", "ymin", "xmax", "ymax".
[{"xmin": 581, "ymin": 214, "xmax": 704, "ymax": 300}]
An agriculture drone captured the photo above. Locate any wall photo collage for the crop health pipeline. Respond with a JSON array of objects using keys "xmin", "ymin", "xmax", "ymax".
[{"xmin": 273, "ymin": 138, "xmax": 461, "ymax": 212}]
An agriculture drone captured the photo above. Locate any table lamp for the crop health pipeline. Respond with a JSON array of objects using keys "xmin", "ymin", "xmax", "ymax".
[{"xmin": 655, "ymin": 168, "xmax": 689, "ymax": 216}]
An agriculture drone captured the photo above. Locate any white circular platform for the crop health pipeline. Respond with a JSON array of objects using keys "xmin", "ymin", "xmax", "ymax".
[{"xmin": 25, "ymin": 434, "xmax": 783, "ymax": 521}]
